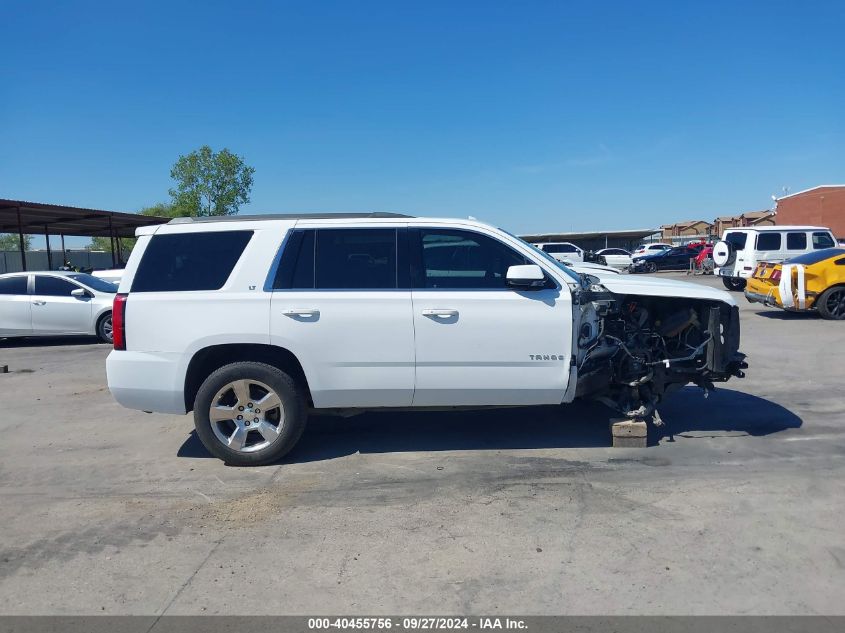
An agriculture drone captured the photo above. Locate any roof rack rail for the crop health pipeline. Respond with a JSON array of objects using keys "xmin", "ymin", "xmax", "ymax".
[{"xmin": 168, "ymin": 212, "xmax": 413, "ymax": 224}]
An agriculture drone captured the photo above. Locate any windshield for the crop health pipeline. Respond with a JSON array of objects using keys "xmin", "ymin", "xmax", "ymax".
[
  {"xmin": 67, "ymin": 273, "xmax": 118, "ymax": 293},
  {"xmin": 498, "ymin": 229, "xmax": 581, "ymax": 284}
]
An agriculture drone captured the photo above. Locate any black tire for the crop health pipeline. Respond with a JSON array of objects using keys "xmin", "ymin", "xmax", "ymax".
[
  {"xmin": 646, "ymin": 262, "xmax": 658, "ymax": 273},
  {"xmin": 193, "ymin": 362, "xmax": 308, "ymax": 466},
  {"xmin": 722, "ymin": 277, "xmax": 746, "ymax": 291},
  {"xmin": 817, "ymin": 286, "xmax": 845, "ymax": 320},
  {"xmin": 96, "ymin": 312, "xmax": 113, "ymax": 344}
]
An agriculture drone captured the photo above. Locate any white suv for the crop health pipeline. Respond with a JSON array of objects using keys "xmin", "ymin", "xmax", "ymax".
[
  {"xmin": 107, "ymin": 214, "xmax": 746, "ymax": 466},
  {"xmin": 533, "ymin": 242, "xmax": 584, "ymax": 263},
  {"xmin": 713, "ymin": 226, "xmax": 837, "ymax": 291}
]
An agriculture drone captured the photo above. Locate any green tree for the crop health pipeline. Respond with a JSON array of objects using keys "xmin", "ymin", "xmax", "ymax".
[
  {"xmin": 168, "ymin": 145, "xmax": 255, "ymax": 216},
  {"xmin": 0, "ymin": 233, "xmax": 32, "ymax": 251}
]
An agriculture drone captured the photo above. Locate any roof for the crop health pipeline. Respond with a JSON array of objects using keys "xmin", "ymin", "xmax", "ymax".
[
  {"xmin": 724, "ymin": 225, "xmax": 831, "ymax": 232},
  {"xmin": 519, "ymin": 228, "xmax": 659, "ymax": 243},
  {"xmin": 776, "ymin": 185, "xmax": 845, "ymax": 200},
  {"xmin": 168, "ymin": 212, "xmax": 413, "ymax": 224},
  {"xmin": 0, "ymin": 198, "xmax": 170, "ymax": 237}
]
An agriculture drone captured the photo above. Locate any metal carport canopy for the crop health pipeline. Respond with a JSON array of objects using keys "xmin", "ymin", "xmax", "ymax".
[{"xmin": 0, "ymin": 197, "xmax": 170, "ymax": 270}]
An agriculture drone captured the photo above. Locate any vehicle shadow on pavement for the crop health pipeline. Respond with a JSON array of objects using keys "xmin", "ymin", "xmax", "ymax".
[
  {"xmin": 655, "ymin": 386, "xmax": 802, "ymax": 443},
  {"xmin": 753, "ymin": 309, "xmax": 820, "ymax": 320},
  {"xmin": 177, "ymin": 387, "xmax": 802, "ymax": 462},
  {"xmin": 0, "ymin": 336, "xmax": 105, "ymax": 347}
]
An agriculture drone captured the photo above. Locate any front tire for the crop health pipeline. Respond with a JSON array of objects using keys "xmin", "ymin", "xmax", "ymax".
[
  {"xmin": 817, "ymin": 286, "xmax": 845, "ymax": 320},
  {"xmin": 96, "ymin": 312, "xmax": 113, "ymax": 344},
  {"xmin": 193, "ymin": 362, "xmax": 308, "ymax": 466},
  {"xmin": 722, "ymin": 277, "xmax": 747, "ymax": 291},
  {"xmin": 645, "ymin": 262, "xmax": 658, "ymax": 273}
]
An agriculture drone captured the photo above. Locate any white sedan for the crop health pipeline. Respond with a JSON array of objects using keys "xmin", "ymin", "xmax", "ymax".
[
  {"xmin": 0, "ymin": 271, "xmax": 117, "ymax": 343},
  {"xmin": 632, "ymin": 243, "xmax": 673, "ymax": 259},
  {"xmin": 595, "ymin": 248, "xmax": 633, "ymax": 270}
]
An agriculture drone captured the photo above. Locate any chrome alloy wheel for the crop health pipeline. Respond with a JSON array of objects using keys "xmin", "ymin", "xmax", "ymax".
[
  {"xmin": 209, "ymin": 379, "xmax": 285, "ymax": 453},
  {"xmin": 102, "ymin": 316, "xmax": 113, "ymax": 341}
]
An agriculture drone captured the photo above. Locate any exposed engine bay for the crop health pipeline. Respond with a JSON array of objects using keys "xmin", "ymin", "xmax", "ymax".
[{"xmin": 573, "ymin": 279, "xmax": 747, "ymax": 423}]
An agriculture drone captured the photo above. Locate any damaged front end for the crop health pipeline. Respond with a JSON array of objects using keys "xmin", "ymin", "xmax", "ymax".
[{"xmin": 572, "ymin": 276, "xmax": 747, "ymax": 423}]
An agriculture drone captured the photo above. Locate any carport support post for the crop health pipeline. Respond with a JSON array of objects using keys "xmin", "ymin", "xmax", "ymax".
[
  {"xmin": 44, "ymin": 225, "xmax": 52, "ymax": 270},
  {"xmin": 60, "ymin": 234, "xmax": 66, "ymax": 267},
  {"xmin": 108, "ymin": 216, "xmax": 116, "ymax": 268},
  {"xmin": 16, "ymin": 205, "xmax": 26, "ymax": 271}
]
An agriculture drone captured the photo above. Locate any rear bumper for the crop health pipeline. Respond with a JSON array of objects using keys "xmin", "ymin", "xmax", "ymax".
[{"xmin": 106, "ymin": 350, "xmax": 187, "ymax": 414}]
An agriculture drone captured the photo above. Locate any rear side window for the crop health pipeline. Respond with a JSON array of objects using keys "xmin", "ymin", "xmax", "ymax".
[
  {"xmin": 756, "ymin": 233, "xmax": 781, "ymax": 251},
  {"xmin": 34, "ymin": 276, "xmax": 78, "ymax": 296},
  {"xmin": 813, "ymin": 232, "xmax": 836, "ymax": 249},
  {"xmin": 786, "ymin": 232, "xmax": 807, "ymax": 250},
  {"xmin": 0, "ymin": 276, "xmax": 27, "ymax": 295},
  {"xmin": 131, "ymin": 231, "xmax": 253, "ymax": 292},
  {"xmin": 276, "ymin": 228, "xmax": 398, "ymax": 289}
]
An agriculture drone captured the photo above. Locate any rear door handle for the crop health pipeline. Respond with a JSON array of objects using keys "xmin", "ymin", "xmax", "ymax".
[
  {"xmin": 422, "ymin": 309, "xmax": 458, "ymax": 318},
  {"xmin": 32, "ymin": 300, "xmax": 46, "ymax": 306},
  {"xmin": 282, "ymin": 308, "xmax": 319, "ymax": 318}
]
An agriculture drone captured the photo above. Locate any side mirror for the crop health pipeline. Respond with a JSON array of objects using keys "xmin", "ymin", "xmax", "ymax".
[
  {"xmin": 506, "ymin": 264, "xmax": 546, "ymax": 289},
  {"xmin": 71, "ymin": 288, "xmax": 89, "ymax": 299}
]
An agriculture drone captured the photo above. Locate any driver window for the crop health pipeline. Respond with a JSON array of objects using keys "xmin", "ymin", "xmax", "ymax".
[{"xmin": 416, "ymin": 229, "xmax": 529, "ymax": 289}]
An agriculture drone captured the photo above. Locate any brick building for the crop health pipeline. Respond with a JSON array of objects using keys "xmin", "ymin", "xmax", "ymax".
[
  {"xmin": 775, "ymin": 185, "xmax": 845, "ymax": 239},
  {"xmin": 712, "ymin": 210, "xmax": 776, "ymax": 236},
  {"xmin": 660, "ymin": 220, "xmax": 713, "ymax": 241}
]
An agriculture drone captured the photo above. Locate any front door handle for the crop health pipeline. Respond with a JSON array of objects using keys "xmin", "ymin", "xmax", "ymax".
[
  {"xmin": 282, "ymin": 308, "xmax": 319, "ymax": 318},
  {"xmin": 422, "ymin": 309, "xmax": 458, "ymax": 318},
  {"xmin": 32, "ymin": 300, "xmax": 46, "ymax": 306}
]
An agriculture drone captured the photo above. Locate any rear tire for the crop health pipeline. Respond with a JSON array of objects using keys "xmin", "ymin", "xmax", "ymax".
[
  {"xmin": 96, "ymin": 312, "xmax": 113, "ymax": 343},
  {"xmin": 722, "ymin": 277, "xmax": 746, "ymax": 291},
  {"xmin": 817, "ymin": 286, "xmax": 845, "ymax": 320},
  {"xmin": 193, "ymin": 362, "xmax": 308, "ymax": 466}
]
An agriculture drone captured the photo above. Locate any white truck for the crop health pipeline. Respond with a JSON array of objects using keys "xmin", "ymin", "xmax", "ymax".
[{"xmin": 107, "ymin": 213, "xmax": 746, "ymax": 466}]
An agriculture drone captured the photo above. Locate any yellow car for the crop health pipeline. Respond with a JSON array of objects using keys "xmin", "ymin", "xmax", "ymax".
[{"xmin": 745, "ymin": 248, "xmax": 845, "ymax": 319}]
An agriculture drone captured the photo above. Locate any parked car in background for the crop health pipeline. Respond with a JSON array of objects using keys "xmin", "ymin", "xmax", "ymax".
[
  {"xmin": 745, "ymin": 248, "xmax": 845, "ymax": 320},
  {"xmin": 107, "ymin": 213, "xmax": 745, "ymax": 466},
  {"xmin": 534, "ymin": 242, "xmax": 584, "ymax": 263},
  {"xmin": 713, "ymin": 226, "xmax": 837, "ymax": 291},
  {"xmin": 595, "ymin": 248, "xmax": 632, "ymax": 270},
  {"xmin": 0, "ymin": 271, "xmax": 116, "ymax": 342},
  {"xmin": 93, "ymin": 269, "xmax": 124, "ymax": 284},
  {"xmin": 630, "ymin": 246, "xmax": 699, "ymax": 273},
  {"xmin": 632, "ymin": 243, "xmax": 672, "ymax": 258}
]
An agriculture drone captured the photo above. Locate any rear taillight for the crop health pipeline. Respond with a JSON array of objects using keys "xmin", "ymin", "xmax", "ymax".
[
  {"xmin": 113, "ymin": 293, "xmax": 128, "ymax": 350},
  {"xmin": 771, "ymin": 269, "xmax": 781, "ymax": 282}
]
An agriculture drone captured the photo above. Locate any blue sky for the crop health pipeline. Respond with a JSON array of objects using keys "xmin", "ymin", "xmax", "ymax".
[{"xmin": 2, "ymin": 0, "xmax": 844, "ymax": 247}]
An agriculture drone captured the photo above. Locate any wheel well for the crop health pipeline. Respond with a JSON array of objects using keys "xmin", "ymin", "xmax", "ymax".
[
  {"xmin": 96, "ymin": 311, "xmax": 112, "ymax": 328},
  {"xmin": 184, "ymin": 344, "xmax": 312, "ymax": 412}
]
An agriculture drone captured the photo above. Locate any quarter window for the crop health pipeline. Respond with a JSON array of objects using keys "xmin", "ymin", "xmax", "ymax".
[
  {"xmin": 131, "ymin": 231, "xmax": 253, "ymax": 292},
  {"xmin": 415, "ymin": 229, "xmax": 530, "ymax": 289},
  {"xmin": 786, "ymin": 232, "xmax": 807, "ymax": 250},
  {"xmin": 756, "ymin": 233, "xmax": 781, "ymax": 251},
  {"xmin": 724, "ymin": 232, "xmax": 747, "ymax": 250},
  {"xmin": 0, "ymin": 276, "xmax": 27, "ymax": 295},
  {"xmin": 34, "ymin": 276, "xmax": 78, "ymax": 296},
  {"xmin": 813, "ymin": 232, "xmax": 836, "ymax": 249},
  {"xmin": 543, "ymin": 244, "xmax": 578, "ymax": 254}
]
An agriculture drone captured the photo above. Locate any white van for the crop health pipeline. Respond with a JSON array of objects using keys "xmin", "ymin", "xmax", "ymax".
[{"xmin": 713, "ymin": 226, "xmax": 837, "ymax": 290}]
